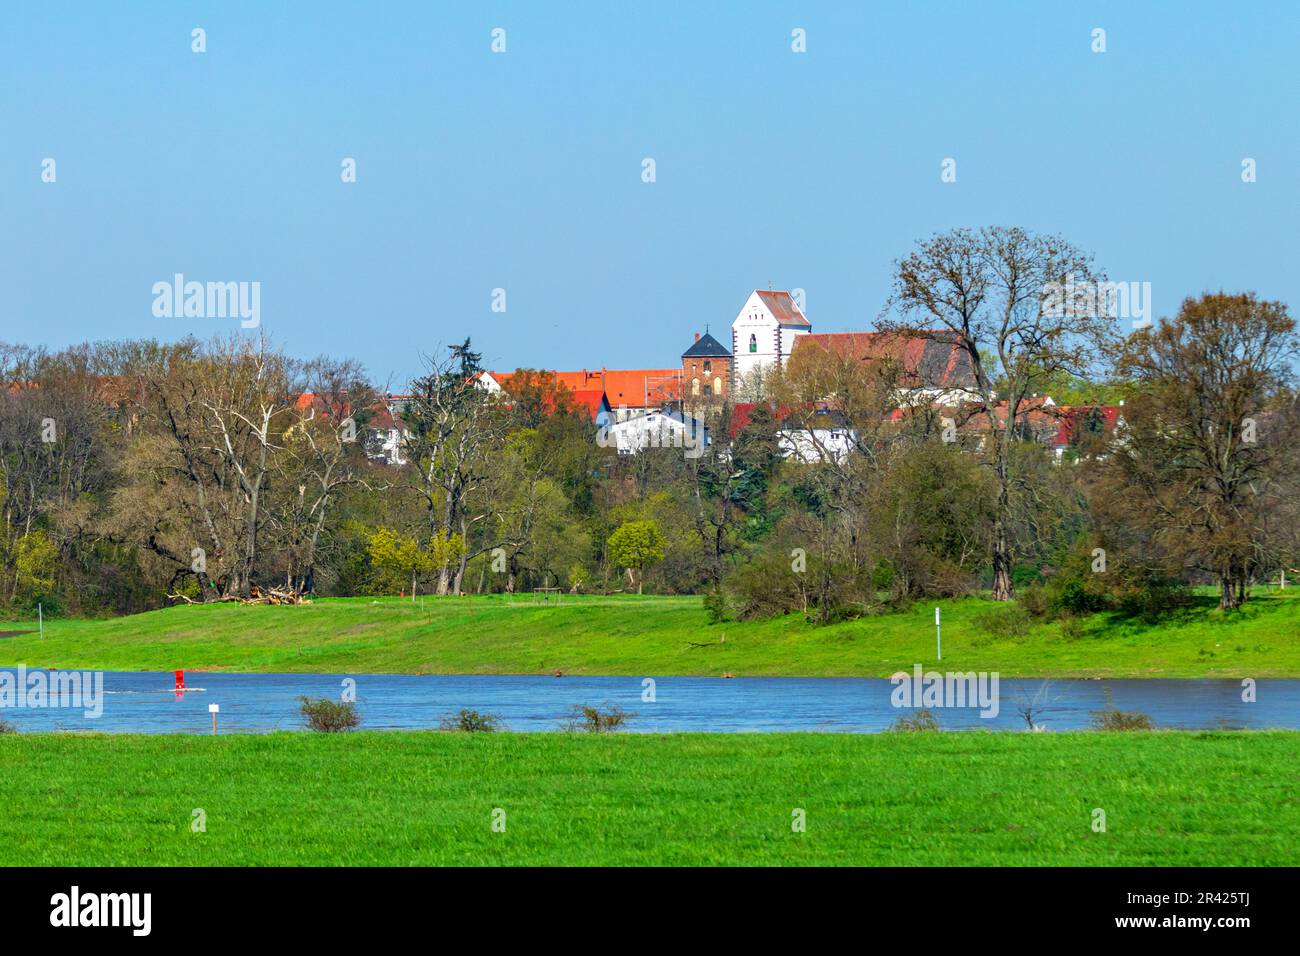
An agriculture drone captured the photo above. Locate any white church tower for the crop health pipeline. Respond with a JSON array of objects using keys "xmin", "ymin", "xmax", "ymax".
[{"xmin": 730, "ymin": 290, "xmax": 811, "ymax": 393}]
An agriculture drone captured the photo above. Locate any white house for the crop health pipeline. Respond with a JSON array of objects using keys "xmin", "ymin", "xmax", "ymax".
[
  {"xmin": 599, "ymin": 408, "xmax": 709, "ymax": 459},
  {"xmin": 730, "ymin": 290, "xmax": 811, "ymax": 391},
  {"xmin": 777, "ymin": 410, "xmax": 858, "ymax": 463}
]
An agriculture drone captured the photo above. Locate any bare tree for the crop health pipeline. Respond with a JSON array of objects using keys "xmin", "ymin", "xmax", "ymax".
[
  {"xmin": 880, "ymin": 226, "xmax": 1113, "ymax": 600},
  {"xmin": 402, "ymin": 340, "xmax": 508, "ymax": 594},
  {"xmin": 123, "ymin": 336, "xmax": 296, "ymax": 600},
  {"xmin": 276, "ymin": 355, "xmax": 382, "ymax": 595}
]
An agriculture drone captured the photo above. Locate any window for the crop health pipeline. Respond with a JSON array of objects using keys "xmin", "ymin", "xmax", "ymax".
[
  {"xmin": 749, "ymin": 333, "xmax": 757, "ymax": 353},
  {"xmin": 692, "ymin": 378, "xmax": 700, "ymax": 396},
  {"xmin": 713, "ymin": 376, "xmax": 722, "ymax": 394},
  {"xmin": 703, "ymin": 360, "xmax": 711, "ymax": 373},
  {"xmin": 703, "ymin": 383, "xmax": 712, "ymax": 396}
]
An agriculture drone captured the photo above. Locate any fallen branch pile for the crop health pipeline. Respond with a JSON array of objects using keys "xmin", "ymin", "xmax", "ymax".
[{"xmin": 167, "ymin": 586, "xmax": 312, "ymax": 606}]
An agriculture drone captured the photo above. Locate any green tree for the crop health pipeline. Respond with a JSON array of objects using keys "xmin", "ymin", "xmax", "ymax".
[
  {"xmin": 367, "ymin": 527, "xmax": 434, "ymax": 600},
  {"xmin": 607, "ymin": 520, "xmax": 666, "ymax": 594}
]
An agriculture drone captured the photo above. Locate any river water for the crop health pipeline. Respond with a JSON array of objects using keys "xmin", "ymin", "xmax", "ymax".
[{"xmin": 1, "ymin": 670, "xmax": 1295, "ymax": 733}]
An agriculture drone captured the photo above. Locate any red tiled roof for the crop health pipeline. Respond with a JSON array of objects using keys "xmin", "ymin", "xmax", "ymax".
[
  {"xmin": 366, "ymin": 401, "xmax": 398, "ymax": 430},
  {"xmin": 755, "ymin": 290, "xmax": 810, "ymax": 327},
  {"xmin": 569, "ymin": 389, "xmax": 608, "ymax": 420},
  {"xmin": 600, "ymin": 369, "xmax": 680, "ymax": 407},
  {"xmin": 728, "ymin": 401, "xmax": 798, "ymax": 437},
  {"xmin": 1049, "ymin": 405, "xmax": 1121, "ymax": 447},
  {"xmin": 491, "ymin": 369, "xmax": 679, "ymax": 409},
  {"xmin": 793, "ymin": 331, "xmax": 976, "ymax": 390},
  {"xmin": 730, "ymin": 402, "xmax": 756, "ymax": 437}
]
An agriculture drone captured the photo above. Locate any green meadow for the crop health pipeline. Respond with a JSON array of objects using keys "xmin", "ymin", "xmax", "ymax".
[
  {"xmin": 0, "ymin": 730, "xmax": 1293, "ymax": 866},
  {"xmin": 2, "ymin": 591, "xmax": 1297, "ymax": 677}
]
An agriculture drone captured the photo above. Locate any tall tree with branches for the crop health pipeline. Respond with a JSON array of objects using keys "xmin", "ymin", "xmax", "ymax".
[{"xmin": 880, "ymin": 226, "xmax": 1113, "ymax": 600}]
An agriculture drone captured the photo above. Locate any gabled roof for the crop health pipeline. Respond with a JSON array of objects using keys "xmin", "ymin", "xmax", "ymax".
[
  {"xmin": 569, "ymin": 389, "xmax": 610, "ymax": 420},
  {"xmin": 793, "ymin": 330, "xmax": 977, "ymax": 390},
  {"xmin": 682, "ymin": 332, "xmax": 730, "ymax": 358},
  {"xmin": 599, "ymin": 369, "xmax": 681, "ymax": 407},
  {"xmin": 615, "ymin": 406, "xmax": 706, "ymax": 427},
  {"xmin": 490, "ymin": 369, "xmax": 679, "ymax": 407},
  {"xmin": 755, "ymin": 290, "xmax": 810, "ymax": 327},
  {"xmin": 1049, "ymin": 405, "xmax": 1121, "ymax": 447},
  {"xmin": 728, "ymin": 401, "xmax": 795, "ymax": 437}
]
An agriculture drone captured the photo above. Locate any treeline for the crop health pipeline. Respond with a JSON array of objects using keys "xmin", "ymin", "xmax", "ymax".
[{"xmin": 3, "ymin": 232, "xmax": 1298, "ymax": 620}]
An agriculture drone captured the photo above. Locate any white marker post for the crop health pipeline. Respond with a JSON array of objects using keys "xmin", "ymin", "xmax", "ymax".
[
  {"xmin": 209, "ymin": 702, "xmax": 219, "ymax": 735},
  {"xmin": 935, "ymin": 606, "xmax": 941, "ymax": 661}
]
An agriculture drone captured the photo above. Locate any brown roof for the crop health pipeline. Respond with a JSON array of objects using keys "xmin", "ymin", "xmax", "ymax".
[
  {"xmin": 793, "ymin": 331, "xmax": 976, "ymax": 390},
  {"xmin": 755, "ymin": 290, "xmax": 810, "ymax": 327}
]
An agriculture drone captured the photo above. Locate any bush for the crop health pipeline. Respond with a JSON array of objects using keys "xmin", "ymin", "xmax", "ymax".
[
  {"xmin": 702, "ymin": 587, "xmax": 731, "ymax": 623},
  {"xmin": 439, "ymin": 708, "xmax": 503, "ymax": 732},
  {"xmin": 890, "ymin": 708, "xmax": 940, "ymax": 732},
  {"xmin": 972, "ymin": 603, "xmax": 1033, "ymax": 639},
  {"xmin": 564, "ymin": 704, "xmax": 632, "ymax": 733},
  {"xmin": 1029, "ymin": 540, "xmax": 1189, "ymax": 622},
  {"xmin": 0, "ymin": 719, "xmax": 16, "ymax": 735},
  {"xmin": 1090, "ymin": 708, "xmax": 1154, "ymax": 731},
  {"xmin": 299, "ymin": 697, "xmax": 360, "ymax": 732},
  {"xmin": 1058, "ymin": 616, "xmax": 1086, "ymax": 641},
  {"xmin": 1017, "ymin": 582, "xmax": 1052, "ymax": 618}
]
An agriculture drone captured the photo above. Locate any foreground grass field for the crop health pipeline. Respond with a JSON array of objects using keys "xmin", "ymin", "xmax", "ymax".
[
  {"xmin": 0, "ymin": 730, "xmax": 1293, "ymax": 865},
  {"xmin": 3, "ymin": 591, "xmax": 1298, "ymax": 677}
]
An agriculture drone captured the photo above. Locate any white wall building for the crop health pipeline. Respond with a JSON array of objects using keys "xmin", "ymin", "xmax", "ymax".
[
  {"xmin": 599, "ymin": 408, "xmax": 709, "ymax": 459},
  {"xmin": 730, "ymin": 290, "xmax": 811, "ymax": 392}
]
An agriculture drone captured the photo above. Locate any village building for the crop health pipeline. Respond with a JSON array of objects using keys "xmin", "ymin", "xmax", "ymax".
[
  {"xmin": 790, "ymin": 330, "xmax": 980, "ymax": 405},
  {"xmin": 482, "ymin": 368, "xmax": 679, "ymax": 422},
  {"xmin": 729, "ymin": 289, "xmax": 811, "ymax": 391},
  {"xmin": 681, "ymin": 330, "xmax": 731, "ymax": 406},
  {"xmin": 602, "ymin": 407, "xmax": 710, "ymax": 457}
]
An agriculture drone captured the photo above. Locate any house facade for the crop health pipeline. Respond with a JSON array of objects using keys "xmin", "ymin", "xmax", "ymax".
[
  {"xmin": 730, "ymin": 290, "xmax": 811, "ymax": 392},
  {"xmin": 681, "ymin": 330, "xmax": 731, "ymax": 406}
]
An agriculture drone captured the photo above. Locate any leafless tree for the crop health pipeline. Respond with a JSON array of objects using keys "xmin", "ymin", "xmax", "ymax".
[{"xmin": 880, "ymin": 226, "xmax": 1114, "ymax": 599}]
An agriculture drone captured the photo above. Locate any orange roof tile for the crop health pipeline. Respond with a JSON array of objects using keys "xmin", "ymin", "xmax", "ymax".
[{"xmin": 755, "ymin": 290, "xmax": 810, "ymax": 327}]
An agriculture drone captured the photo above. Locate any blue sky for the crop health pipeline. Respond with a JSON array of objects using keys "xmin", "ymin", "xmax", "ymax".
[{"xmin": 3, "ymin": 1, "xmax": 1297, "ymax": 388}]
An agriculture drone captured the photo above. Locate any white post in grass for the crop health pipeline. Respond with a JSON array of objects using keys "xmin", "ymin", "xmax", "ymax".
[
  {"xmin": 209, "ymin": 702, "xmax": 219, "ymax": 735},
  {"xmin": 935, "ymin": 606, "xmax": 941, "ymax": 661}
]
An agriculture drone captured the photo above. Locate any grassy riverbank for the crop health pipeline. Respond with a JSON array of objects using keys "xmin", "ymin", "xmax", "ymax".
[
  {"xmin": 2, "ymin": 591, "xmax": 1297, "ymax": 678},
  {"xmin": 0, "ymin": 729, "xmax": 1293, "ymax": 866}
]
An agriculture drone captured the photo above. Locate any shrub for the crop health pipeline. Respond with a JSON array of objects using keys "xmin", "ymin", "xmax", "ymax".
[
  {"xmin": 299, "ymin": 697, "xmax": 360, "ymax": 732},
  {"xmin": 0, "ymin": 719, "xmax": 16, "ymax": 735},
  {"xmin": 439, "ymin": 708, "xmax": 503, "ymax": 733},
  {"xmin": 1017, "ymin": 582, "xmax": 1052, "ymax": 618},
  {"xmin": 1057, "ymin": 616, "xmax": 1085, "ymax": 641},
  {"xmin": 972, "ymin": 603, "xmax": 1033, "ymax": 639},
  {"xmin": 890, "ymin": 708, "xmax": 940, "ymax": 732},
  {"xmin": 1090, "ymin": 708, "xmax": 1154, "ymax": 731},
  {"xmin": 1053, "ymin": 576, "xmax": 1110, "ymax": 616},
  {"xmin": 702, "ymin": 587, "xmax": 731, "ymax": 624},
  {"xmin": 565, "ymin": 704, "xmax": 632, "ymax": 733}
]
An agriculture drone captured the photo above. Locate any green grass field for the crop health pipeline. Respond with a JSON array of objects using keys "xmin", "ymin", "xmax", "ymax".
[
  {"xmin": 0, "ymin": 730, "xmax": 1293, "ymax": 865},
  {"xmin": 3, "ymin": 591, "xmax": 1298, "ymax": 677}
]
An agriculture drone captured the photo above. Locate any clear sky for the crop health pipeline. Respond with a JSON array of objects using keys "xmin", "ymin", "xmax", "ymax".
[{"xmin": 3, "ymin": 1, "xmax": 1297, "ymax": 388}]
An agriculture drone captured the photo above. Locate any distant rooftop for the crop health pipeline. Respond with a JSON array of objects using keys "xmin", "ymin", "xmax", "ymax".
[{"xmin": 682, "ymin": 331, "xmax": 730, "ymax": 358}]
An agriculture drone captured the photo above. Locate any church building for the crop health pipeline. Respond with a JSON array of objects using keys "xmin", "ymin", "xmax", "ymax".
[{"xmin": 729, "ymin": 289, "xmax": 811, "ymax": 391}]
